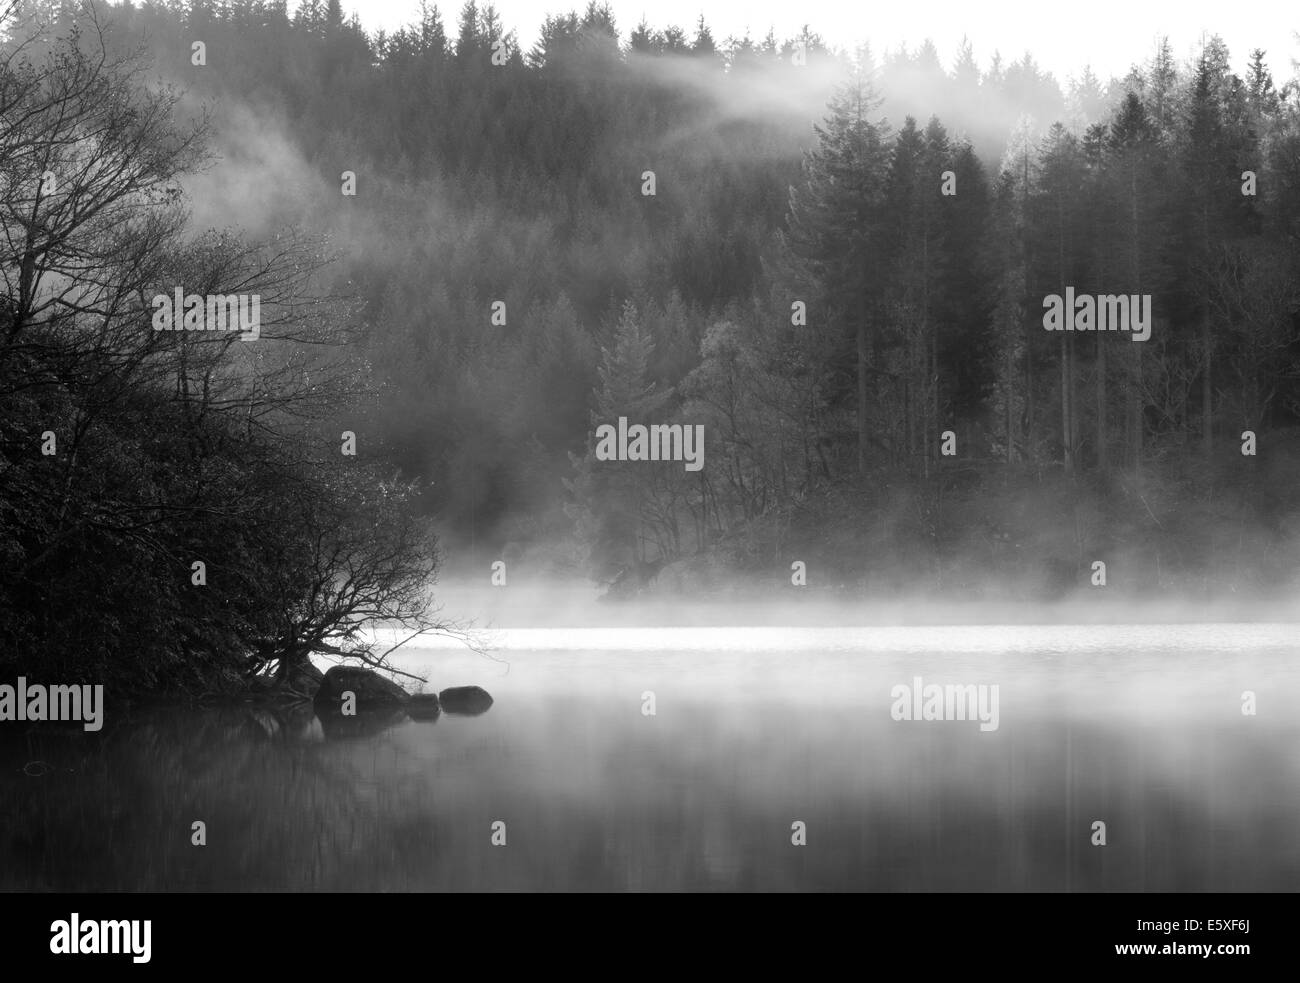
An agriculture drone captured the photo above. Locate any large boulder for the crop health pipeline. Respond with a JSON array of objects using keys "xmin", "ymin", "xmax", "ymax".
[
  {"xmin": 438, "ymin": 686, "xmax": 493, "ymax": 716},
  {"xmin": 285, "ymin": 660, "xmax": 325, "ymax": 697},
  {"xmin": 314, "ymin": 666, "xmax": 410, "ymax": 714}
]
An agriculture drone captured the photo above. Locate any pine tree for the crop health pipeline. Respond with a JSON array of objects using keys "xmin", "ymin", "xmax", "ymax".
[
  {"xmin": 454, "ymin": 0, "xmax": 478, "ymax": 57},
  {"xmin": 1246, "ymin": 49, "xmax": 1280, "ymax": 120},
  {"xmin": 1106, "ymin": 91, "xmax": 1163, "ymax": 470},
  {"xmin": 783, "ymin": 56, "xmax": 893, "ymax": 474},
  {"xmin": 566, "ymin": 302, "xmax": 667, "ymax": 579},
  {"xmin": 1145, "ymin": 36, "xmax": 1179, "ymax": 136},
  {"xmin": 1183, "ymin": 49, "xmax": 1235, "ymax": 458},
  {"xmin": 1032, "ymin": 122, "xmax": 1086, "ymax": 473},
  {"xmin": 998, "ymin": 114, "xmax": 1039, "ymax": 463}
]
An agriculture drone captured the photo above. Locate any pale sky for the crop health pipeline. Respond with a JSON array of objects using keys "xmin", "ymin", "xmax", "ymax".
[{"xmin": 338, "ymin": 0, "xmax": 1299, "ymax": 84}]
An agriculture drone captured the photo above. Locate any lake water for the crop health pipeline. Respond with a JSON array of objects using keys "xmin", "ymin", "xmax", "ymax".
[{"xmin": 2, "ymin": 623, "xmax": 1298, "ymax": 891}]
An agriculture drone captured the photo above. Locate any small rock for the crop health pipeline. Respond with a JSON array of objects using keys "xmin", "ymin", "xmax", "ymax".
[
  {"xmin": 408, "ymin": 693, "xmax": 441, "ymax": 721},
  {"xmin": 438, "ymin": 686, "xmax": 493, "ymax": 716}
]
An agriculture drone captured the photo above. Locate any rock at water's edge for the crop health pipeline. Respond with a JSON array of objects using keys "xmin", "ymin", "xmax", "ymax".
[
  {"xmin": 313, "ymin": 666, "xmax": 410, "ymax": 713},
  {"xmin": 438, "ymin": 685, "xmax": 493, "ymax": 716},
  {"xmin": 408, "ymin": 693, "xmax": 442, "ymax": 721},
  {"xmin": 286, "ymin": 660, "xmax": 325, "ymax": 697}
]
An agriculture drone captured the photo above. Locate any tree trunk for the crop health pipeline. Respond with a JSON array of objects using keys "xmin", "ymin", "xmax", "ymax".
[
  {"xmin": 857, "ymin": 314, "xmax": 867, "ymax": 474},
  {"xmin": 1024, "ymin": 331, "xmax": 1034, "ymax": 464},
  {"xmin": 1095, "ymin": 333, "xmax": 1108, "ymax": 470},
  {"xmin": 1061, "ymin": 335, "xmax": 1073, "ymax": 475},
  {"xmin": 1201, "ymin": 312, "xmax": 1212, "ymax": 459}
]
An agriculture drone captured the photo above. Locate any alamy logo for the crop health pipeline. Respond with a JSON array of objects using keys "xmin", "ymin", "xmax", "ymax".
[
  {"xmin": 0, "ymin": 677, "xmax": 104, "ymax": 732},
  {"xmin": 890, "ymin": 676, "xmax": 1000, "ymax": 732},
  {"xmin": 50, "ymin": 914, "xmax": 151, "ymax": 963},
  {"xmin": 594, "ymin": 417, "xmax": 704, "ymax": 472},
  {"xmin": 1042, "ymin": 288, "xmax": 1151, "ymax": 342},
  {"xmin": 151, "ymin": 288, "xmax": 260, "ymax": 340}
]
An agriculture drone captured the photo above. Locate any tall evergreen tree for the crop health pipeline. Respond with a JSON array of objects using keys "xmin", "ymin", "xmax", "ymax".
[{"xmin": 783, "ymin": 56, "xmax": 893, "ymax": 474}]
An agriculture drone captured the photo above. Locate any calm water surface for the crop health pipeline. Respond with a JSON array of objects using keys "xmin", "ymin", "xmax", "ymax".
[{"xmin": 2, "ymin": 624, "xmax": 1297, "ymax": 891}]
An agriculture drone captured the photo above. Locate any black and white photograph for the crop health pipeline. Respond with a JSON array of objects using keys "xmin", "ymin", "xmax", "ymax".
[{"xmin": 0, "ymin": 0, "xmax": 1293, "ymax": 966}]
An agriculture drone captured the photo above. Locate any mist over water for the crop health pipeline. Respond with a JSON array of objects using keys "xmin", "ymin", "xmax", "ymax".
[
  {"xmin": 3, "ymin": 0, "xmax": 1299, "ymax": 910},
  {"xmin": 3, "ymin": 620, "xmax": 1296, "ymax": 891},
  {"xmin": 413, "ymin": 579, "xmax": 1300, "ymax": 631}
]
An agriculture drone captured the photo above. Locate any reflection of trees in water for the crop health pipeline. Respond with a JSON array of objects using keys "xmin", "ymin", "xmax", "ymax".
[
  {"xmin": 0, "ymin": 706, "xmax": 450, "ymax": 891},
  {"xmin": 3, "ymin": 701, "xmax": 1295, "ymax": 890}
]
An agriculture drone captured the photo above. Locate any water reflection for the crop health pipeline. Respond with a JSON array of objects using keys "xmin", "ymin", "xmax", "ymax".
[{"xmin": 1, "ymin": 629, "xmax": 1297, "ymax": 891}]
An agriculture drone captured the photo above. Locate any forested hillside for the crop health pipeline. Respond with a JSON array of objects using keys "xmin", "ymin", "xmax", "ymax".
[{"xmin": 8, "ymin": 0, "xmax": 1300, "ymax": 626}]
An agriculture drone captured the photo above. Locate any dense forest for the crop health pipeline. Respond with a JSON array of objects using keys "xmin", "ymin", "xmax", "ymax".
[{"xmin": 2, "ymin": 1, "xmax": 1300, "ymax": 694}]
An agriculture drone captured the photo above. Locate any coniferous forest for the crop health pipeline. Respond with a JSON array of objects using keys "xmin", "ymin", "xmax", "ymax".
[{"xmin": 3, "ymin": 1, "xmax": 1300, "ymax": 696}]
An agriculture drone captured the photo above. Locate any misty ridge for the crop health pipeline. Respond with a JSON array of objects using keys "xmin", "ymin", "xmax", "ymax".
[{"xmin": 2, "ymin": 0, "xmax": 1300, "ymax": 700}]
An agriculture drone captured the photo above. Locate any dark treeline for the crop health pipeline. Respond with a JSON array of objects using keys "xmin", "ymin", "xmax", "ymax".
[
  {"xmin": 4, "ymin": 0, "xmax": 1300, "ymax": 683},
  {"xmin": 0, "ymin": 0, "xmax": 445, "ymax": 694}
]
